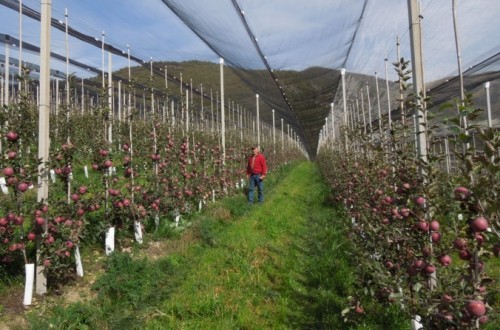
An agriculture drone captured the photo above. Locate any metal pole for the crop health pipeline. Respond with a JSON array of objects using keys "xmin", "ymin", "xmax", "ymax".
[
  {"xmin": 118, "ymin": 80, "xmax": 122, "ymax": 122},
  {"xmin": 485, "ymin": 82, "xmax": 492, "ymax": 128},
  {"xmin": 65, "ymin": 8, "xmax": 69, "ymax": 106},
  {"xmin": 281, "ymin": 118, "xmax": 284, "ymax": 151},
  {"xmin": 256, "ymin": 94, "xmax": 260, "ymax": 147},
  {"xmin": 108, "ymin": 52, "xmax": 113, "ymax": 143},
  {"xmin": 341, "ymin": 68, "xmax": 347, "ymax": 126},
  {"xmin": 272, "ymin": 109, "xmax": 276, "ymax": 154},
  {"xmin": 330, "ymin": 102, "xmax": 335, "ymax": 141},
  {"xmin": 220, "ymin": 58, "xmax": 225, "ymax": 161},
  {"xmin": 375, "ymin": 72, "xmax": 382, "ymax": 137},
  {"xmin": 4, "ymin": 43, "xmax": 9, "ymax": 106},
  {"xmin": 185, "ymin": 89, "xmax": 189, "ymax": 133},
  {"xmin": 101, "ymin": 31, "xmax": 105, "ymax": 88},
  {"xmin": 36, "ymin": 0, "xmax": 52, "ymax": 295},
  {"xmin": 18, "ymin": 0, "xmax": 23, "ymax": 76},
  {"xmin": 81, "ymin": 77, "xmax": 84, "ymax": 114},
  {"xmin": 385, "ymin": 58, "xmax": 392, "ymax": 128},
  {"xmin": 366, "ymin": 83, "xmax": 373, "ymax": 134},
  {"xmin": 407, "ymin": 0, "xmax": 428, "ymax": 165}
]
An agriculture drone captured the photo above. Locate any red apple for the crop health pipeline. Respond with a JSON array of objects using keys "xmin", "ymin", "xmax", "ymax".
[
  {"xmin": 454, "ymin": 186, "xmax": 469, "ymax": 201},
  {"xmin": 400, "ymin": 208, "xmax": 410, "ymax": 218},
  {"xmin": 465, "ymin": 300, "xmax": 486, "ymax": 317},
  {"xmin": 78, "ymin": 185, "xmax": 88, "ymax": 194},
  {"xmin": 431, "ymin": 232, "xmax": 441, "ymax": 243},
  {"xmin": 439, "ymin": 255, "xmax": 452, "ymax": 267},
  {"xmin": 42, "ymin": 259, "xmax": 51, "ymax": 267},
  {"xmin": 429, "ymin": 220, "xmax": 440, "ymax": 231},
  {"xmin": 7, "ymin": 151, "xmax": 17, "ymax": 159},
  {"xmin": 470, "ymin": 217, "xmax": 489, "ymax": 232},
  {"xmin": 414, "ymin": 259, "xmax": 426, "ymax": 269},
  {"xmin": 6, "ymin": 131, "xmax": 18, "ymax": 142},
  {"xmin": 17, "ymin": 182, "xmax": 29, "ymax": 192},
  {"xmin": 442, "ymin": 294, "xmax": 453, "ymax": 302},
  {"xmin": 417, "ymin": 220, "xmax": 429, "ymax": 232},
  {"xmin": 99, "ymin": 149, "xmax": 109, "ymax": 157},
  {"xmin": 459, "ymin": 249, "xmax": 471, "ymax": 260},
  {"xmin": 415, "ymin": 196, "xmax": 426, "ymax": 207},
  {"xmin": 103, "ymin": 160, "xmax": 113, "ymax": 168},
  {"xmin": 71, "ymin": 193, "xmax": 80, "ymax": 202},
  {"xmin": 454, "ymin": 238, "xmax": 467, "ymax": 250},
  {"xmin": 424, "ymin": 264, "xmax": 435, "ymax": 274},
  {"xmin": 14, "ymin": 216, "xmax": 24, "ymax": 225},
  {"xmin": 27, "ymin": 232, "xmax": 36, "ymax": 241},
  {"xmin": 354, "ymin": 304, "xmax": 364, "ymax": 314},
  {"xmin": 474, "ymin": 232, "xmax": 485, "ymax": 244},
  {"xmin": 479, "ymin": 315, "xmax": 488, "ymax": 324},
  {"xmin": 6, "ymin": 177, "xmax": 18, "ymax": 186},
  {"xmin": 2, "ymin": 167, "xmax": 15, "ymax": 177}
]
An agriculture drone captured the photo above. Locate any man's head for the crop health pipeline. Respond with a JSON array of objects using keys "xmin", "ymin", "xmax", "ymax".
[{"xmin": 252, "ymin": 146, "xmax": 259, "ymax": 155}]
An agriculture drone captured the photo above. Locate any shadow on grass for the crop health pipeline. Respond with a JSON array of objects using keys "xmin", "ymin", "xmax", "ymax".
[{"xmin": 284, "ymin": 200, "xmax": 408, "ymax": 330}]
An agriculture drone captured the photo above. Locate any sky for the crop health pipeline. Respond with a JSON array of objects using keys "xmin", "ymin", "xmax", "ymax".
[{"xmin": 1, "ymin": 0, "xmax": 499, "ymax": 82}]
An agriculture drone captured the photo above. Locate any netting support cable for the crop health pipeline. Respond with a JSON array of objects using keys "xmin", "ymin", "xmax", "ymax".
[{"xmin": 231, "ymin": 0, "xmax": 308, "ymax": 151}]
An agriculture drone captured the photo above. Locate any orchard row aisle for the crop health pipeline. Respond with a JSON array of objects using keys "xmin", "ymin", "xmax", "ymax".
[{"xmin": 19, "ymin": 161, "xmax": 404, "ymax": 329}]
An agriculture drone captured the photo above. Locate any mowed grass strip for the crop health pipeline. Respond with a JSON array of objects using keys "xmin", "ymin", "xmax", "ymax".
[
  {"xmin": 27, "ymin": 161, "xmax": 364, "ymax": 330},
  {"xmin": 146, "ymin": 161, "xmax": 332, "ymax": 329}
]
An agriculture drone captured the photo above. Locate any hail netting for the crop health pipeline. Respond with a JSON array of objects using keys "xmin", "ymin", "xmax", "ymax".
[
  {"xmin": 158, "ymin": 0, "xmax": 371, "ymax": 155},
  {"xmin": 158, "ymin": 0, "xmax": 500, "ymax": 154}
]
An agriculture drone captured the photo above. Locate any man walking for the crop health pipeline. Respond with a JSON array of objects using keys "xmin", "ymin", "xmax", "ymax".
[{"xmin": 247, "ymin": 146, "xmax": 268, "ymax": 204}]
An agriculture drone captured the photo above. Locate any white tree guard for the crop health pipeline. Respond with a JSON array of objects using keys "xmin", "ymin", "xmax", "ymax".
[
  {"xmin": 199, "ymin": 200, "xmax": 202, "ymax": 212},
  {"xmin": 212, "ymin": 189, "xmax": 215, "ymax": 203},
  {"xmin": 50, "ymin": 169, "xmax": 56, "ymax": 183},
  {"xmin": 0, "ymin": 177, "xmax": 8, "ymax": 194},
  {"xmin": 134, "ymin": 220, "xmax": 143, "ymax": 244},
  {"xmin": 23, "ymin": 263, "xmax": 35, "ymax": 306},
  {"xmin": 411, "ymin": 315, "xmax": 423, "ymax": 330},
  {"xmin": 105, "ymin": 226, "xmax": 115, "ymax": 256},
  {"xmin": 84, "ymin": 165, "xmax": 89, "ymax": 179},
  {"xmin": 154, "ymin": 214, "xmax": 159, "ymax": 229},
  {"xmin": 75, "ymin": 245, "xmax": 84, "ymax": 277},
  {"xmin": 175, "ymin": 215, "xmax": 181, "ymax": 228}
]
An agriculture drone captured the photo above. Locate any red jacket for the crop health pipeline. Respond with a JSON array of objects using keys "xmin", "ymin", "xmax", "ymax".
[{"xmin": 247, "ymin": 153, "xmax": 267, "ymax": 176}]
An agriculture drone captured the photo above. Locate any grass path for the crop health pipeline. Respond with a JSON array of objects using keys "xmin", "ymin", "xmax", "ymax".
[
  {"xmin": 146, "ymin": 161, "xmax": 337, "ymax": 329},
  {"xmin": 27, "ymin": 161, "xmax": 381, "ymax": 329}
]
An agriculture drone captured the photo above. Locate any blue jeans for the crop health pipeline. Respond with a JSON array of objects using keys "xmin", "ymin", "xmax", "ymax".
[{"xmin": 248, "ymin": 174, "xmax": 264, "ymax": 203}]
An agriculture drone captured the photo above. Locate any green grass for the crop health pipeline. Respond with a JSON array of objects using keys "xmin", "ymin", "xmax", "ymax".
[{"xmin": 25, "ymin": 161, "xmax": 407, "ymax": 329}]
